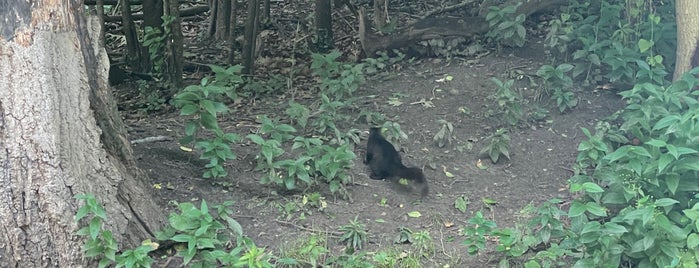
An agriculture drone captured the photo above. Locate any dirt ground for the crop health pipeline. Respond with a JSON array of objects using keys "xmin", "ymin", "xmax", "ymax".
[{"xmin": 122, "ymin": 40, "xmax": 624, "ymax": 266}]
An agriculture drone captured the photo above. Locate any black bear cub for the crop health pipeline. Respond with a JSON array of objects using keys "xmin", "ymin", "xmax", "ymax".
[{"xmin": 365, "ymin": 127, "xmax": 428, "ymax": 196}]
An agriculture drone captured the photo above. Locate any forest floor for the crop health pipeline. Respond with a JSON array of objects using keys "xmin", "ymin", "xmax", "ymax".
[
  {"xmin": 120, "ymin": 39, "xmax": 624, "ymax": 266},
  {"xmin": 102, "ymin": 2, "xmax": 629, "ymax": 266}
]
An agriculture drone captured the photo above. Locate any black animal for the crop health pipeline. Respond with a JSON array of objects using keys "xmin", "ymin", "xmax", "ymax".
[{"xmin": 365, "ymin": 127, "xmax": 428, "ymax": 196}]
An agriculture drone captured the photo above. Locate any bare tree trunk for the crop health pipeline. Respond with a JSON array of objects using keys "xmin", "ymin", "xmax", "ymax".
[
  {"xmin": 315, "ymin": 0, "xmax": 334, "ymax": 52},
  {"xmin": 242, "ymin": 0, "xmax": 259, "ymax": 75},
  {"xmin": 228, "ymin": 0, "xmax": 239, "ymax": 64},
  {"xmin": 120, "ymin": 0, "xmax": 146, "ymax": 71},
  {"xmin": 164, "ymin": 0, "xmax": 184, "ymax": 90},
  {"xmin": 373, "ymin": 0, "xmax": 388, "ymax": 30},
  {"xmin": 215, "ymin": 0, "xmax": 232, "ymax": 40},
  {"xmin": 263, "ymin": 0, "xmax": 270, "ymax": 22},
  {"xmin": 208, "ymin": 0, "xmax": 219, "ymax": 37},
  {"xmin": 674, "ymin": 0, "xmax": 699, "ymax": 81},
  {"xmin": 0, "ymin": 1, "xmax": 164, "ymax": 266},
  {"xmin": 142, "ymin": 0, "xmax": 165, "ymax": 35}
]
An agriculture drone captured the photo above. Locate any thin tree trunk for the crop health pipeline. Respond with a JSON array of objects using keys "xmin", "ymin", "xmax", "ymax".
[
  {"xmin": 164, "ymin": 0, "xmax": 184, "ymax": 91},
  {"xmin": 0, "ymin": 1, "xmax": 164, "ymax": 266},
  {"xmin": 228, "ymin": 0, "xmax": 239, "ymax": 64},
  {"xmin": 120, "ymin": 0, "xmax": 146, "ymax": 71},
  {"xmin": 315, "ymin": 0, "xmax": 334, "ymax": 52},
  {"xmin": 242, "ymin": 0, "xmax": 259, "ymax": 75}
]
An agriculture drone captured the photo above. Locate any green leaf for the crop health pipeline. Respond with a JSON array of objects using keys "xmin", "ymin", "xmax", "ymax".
[
  {"xmin": 180, "ymin": 104, "xmax": 199, "ymax": 116},
  {"xmin": 455, "ymin": 196, "xmax": 469, "ymax": 213},
  {"xmin": 638, "ymin": 39, "xmax": 654, "ymax": 53},
  {"xmin": 658, "ymin": 154, "xmax": 673, "ymax": 173},
  {"xmin": 407, "ymin": 211, "xmax": 422, "ymax": 218},
  {"xmin": 604, "ymin": 146, "xmax": 632, "ymax": 162},
  {"xmin": 654, "ymin": 198, "xmax": 679, "ymax": 207},
  {"xmin": 665, "ymin": 175, "xmax": 679, "ymax": 195},
  {"xmin": 645, "ymin": 139, "xmax": 666, "ymax": 147},
  {"xmin": 688, "ymin": 233, "xmax": 699, "ymax": 249},
  {"xmin": 569, "ymin": 201, "xmax": 586, "ymax": 217},
  {"xmin": 582, "ymin": 182, "xmax": 604, "ymax": 193},
  {"xmin": 653, "ymin": 115, "xmax": 679, "ymax": 131},
  {"xmin": 524, "ymin": 260, "xmax": 542, "ymax": 268},
  {"xmin": 200, "ymin": 112, "xmax": 219, "ymax": 130},
  {"xmin": 247, "ymin": 134, "xmax": 265, "ymax": 144},
  {"xmin": 585, "ymin": 202, "xmax": 607, "ymax": 217},
  {"xmin": 184, "ymin": 121, "xmax": 198, "ymax": 137},
  {"xmin": 603, "ymin": 222, "xmax": 628, "ymax": 235}
]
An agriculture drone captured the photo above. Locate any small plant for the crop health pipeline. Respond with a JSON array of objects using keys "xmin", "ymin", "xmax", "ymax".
[
  {"xmin": 433, "ymin": 119, "xmax": 455, "ymax": 147},
  {"xmin": 285, "ymin": 101, "xmax": 310, "ymax": 129},
  {"xmin": 174, "ymin": 65, "xmax": 244, "ymax": 178},
  {"xmin": 537, "ymin": 64, "xmax": 578, "ymax": 113},
  {"xmin": 154, "ymin": 200, "xmax": 275, "ymax": 267},
  {"xmin": 257, "ymin": 115, "xmax": 297, "ymax": 142},
  {"xmin": 551, "ymin": 88, "xmax": 578, "ymax": 113},
  {"xmin": 155, "ymin": 200, "xmax": 233, "ymax": 266},
  {"xmin": 479, "ymin": 128, "xmax": 511, "ymax": 164},
  {"xmin": 313, "ymin": 143, "xmax": 356, "ymax": 194},
  {"xmin": 462, "ymin": 211, "xmax": 497, "ymax": 255},
  {"xmin": 311, "ymin": 50, "xmax": 365, "ymax": 100},
  {"xmin": 575, "ymin": 127, "xmax": 610, "ymax": 168},
  {"xmin": 75, "ymin": 194, "xmax": 121, "ymax": 267},
  {"xmin": 412, "ymin": 230, "xmax": 435, "ymax": 257},
  {"xmin": 339, "ymin": 217, "xmax": 368, "ymax": 252},
  {"xmin": 485, "ymin": 3, "xmax": 527, "ymax": 48},
  {"xmin": 492, "ymin": 228, "xmax": 528, "ymax": 264},
  {"xmin": 75, "ymin": 194, "xmax": 157, "ymax": 268},
  {"xmin": 279, "ymin": 235, "xmax": 329, "ymax": 267},
  {"xmin": 372, "ymin": 250, "xmax": 400, "ymax": 268},
  {"xmin": 491, "ymin": 78, "xmax": 523, "ymax": 127}
]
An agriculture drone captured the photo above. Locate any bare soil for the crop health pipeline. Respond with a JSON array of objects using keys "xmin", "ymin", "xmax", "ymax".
[{"xmin": 124, "ymin": 42, "xmax": 624, "ymax": 266}]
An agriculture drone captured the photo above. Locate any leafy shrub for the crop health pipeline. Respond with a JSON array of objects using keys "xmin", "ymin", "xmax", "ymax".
[
  {"xmin": 173, "ymin": 66, "xmax": 243, "ymax": 178},
  {"xmin": 311, "ymin": 50, "xmax": 365, "ymax": 100},
  {"xmin": 491, "ymin": 78, "xmax": 523, "ymax": 127},
  {"xmin": 75, "ymin": 194, "xmax": 156, "ymax": 268},
  {"xmin": 155, "ymin": 200, "xmax": 275, "ymax": 268},
  {"xmin": 485, "ymin": 3, "xmax": 527, "ymax": 48},
  {"xmin": 546, "ymin": 0, "xmax": 675, "ymax": 85}
]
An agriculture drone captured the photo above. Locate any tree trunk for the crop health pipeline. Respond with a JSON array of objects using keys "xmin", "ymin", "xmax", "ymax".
[
  {"xmin": 120, "ymin": 0, "xmax": 147, "ymax": 72},
  {"xmin": 228, "ymin": 0, "xmax": 239, "ymax": 64},
  {"xmin": 315, "ymin": 0, "xmax": 334, "ymax": 52},
  {"xmin": 674, "ymin": 0, "xmax": 699, "ymax": 81},
  {"xmin": 215, "ymin": 0, "xmax": 232, "ymax": 40},
  {"xmin": 142, "ymin": 0, "xmax": 165, "ymax": 37},
  {"xmin": 0, "ymin": 1, "xmax": 164, "ymax": 266},
  {"xmin": 242, "ymin": 0, "xmax": 259, "ymax": 75},
  {"xmin": 164, "ymin": 0, "xmax": 184, "ymax": 91}
]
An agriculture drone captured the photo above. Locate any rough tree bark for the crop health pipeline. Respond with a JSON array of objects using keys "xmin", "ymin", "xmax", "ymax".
[
  {"xmin": 120, "ymin": 0, "xmax": 147, "ymax": 71},
  {"xmin": 315, "ymin": 0, "xmax": 334, "ymax": 52},
  {"xmin": 164, "ymin": 0, "xmax": 185, "ymax": 91},
  {"xmin": 673, "ymin": 0, "xmax": 699, "ymax": 81},
  {"xmin": 242, "ymin": 0, "xmax": 259, "ymax": 75},
  {"xmin": 0, "ymin": 0, "xmax": 164, "ymax": 266}
]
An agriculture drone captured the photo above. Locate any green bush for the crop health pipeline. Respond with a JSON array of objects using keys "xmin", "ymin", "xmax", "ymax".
[{"xmin": 173, "ymin": 65, "xmax": 243, "ymax": 178}]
